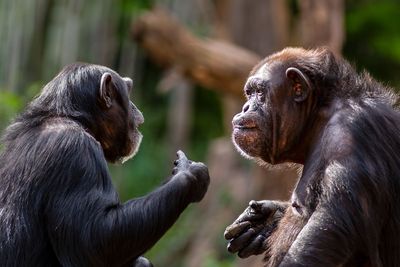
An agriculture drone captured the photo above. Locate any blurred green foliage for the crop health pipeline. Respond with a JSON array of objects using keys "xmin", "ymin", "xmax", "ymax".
[
  {"xmin": 1, "ymin": 0, "xmax": 400, "ymax": 266},
  {"xmin": 109, "ymin": 62, "xmax": 170, "ymax": 199},
  {"xmin": 106, "ymin": 61, "xmax": 224, "ymax": 266},
  {"xmin": 190, "ymin": 86, "xmax": 225, "ymax": 158},
  {"xmin": 0, "ymin": 91, "xmax": 22, "ymax": 130},
  {"xmin": 0, "ymin": 81, "xmax": 42, "ymax": 130},
  {"xmin": 344, "ymin": 0, "xmax": 400, "ymax": 87},
  {"xmin": 109, "ymin": 62, "xmax": 224, "ymax": 201}
]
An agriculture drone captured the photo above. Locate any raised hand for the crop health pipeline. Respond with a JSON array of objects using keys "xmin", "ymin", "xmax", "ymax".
[
  {"xmin": 172, "ymin": 150, "xmax": 210, "ymax": 202},
  {"xmin": 133, "ymin": 256, "xmax": 153, "ymax": 267}
]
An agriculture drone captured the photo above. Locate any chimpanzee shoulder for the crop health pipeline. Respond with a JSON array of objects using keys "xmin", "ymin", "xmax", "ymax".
[
  {"xmin": 0, "ymin": 63, "xmax": 210, "ymax": 267},
  {"xmin": 226, "ymin": 47, "xmax": 400, "ymax": 267}
]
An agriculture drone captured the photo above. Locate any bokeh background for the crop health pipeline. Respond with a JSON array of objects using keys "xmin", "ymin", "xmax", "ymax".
[{"xmin": 1, "ymin": 0, "xmax": 400, "ymax": 266}]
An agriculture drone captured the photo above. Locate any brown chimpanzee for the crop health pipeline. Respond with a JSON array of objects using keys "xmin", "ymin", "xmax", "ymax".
[
  {"xmin": 0, "ymin": 63, "xmax": 210, "ymax": 267},
  {"xmin": 224, "ymin": 47, "xmax": 400, "ymax": 267}
]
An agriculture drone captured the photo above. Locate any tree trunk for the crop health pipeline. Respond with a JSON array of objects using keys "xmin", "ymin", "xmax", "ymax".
[
  {"xmin": 298, "ymin": 0, "xmax": 344, "ymax": 54},
  {"xmin": 132, "ymin": 3, "xmax": 344, "ymax": 266},
  {"xmin": 132, "ymin": 9, "xmax": 260, "ymax": 98}
]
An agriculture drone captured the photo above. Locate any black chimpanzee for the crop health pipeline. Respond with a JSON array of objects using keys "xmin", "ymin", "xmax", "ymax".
[
  {"xmin": 0, "ymin": 63, "xmax": 210, "ymax": 267},
  {"xmin": 224, "ymin": 47, "xmax": 400, "ymax": 267}
]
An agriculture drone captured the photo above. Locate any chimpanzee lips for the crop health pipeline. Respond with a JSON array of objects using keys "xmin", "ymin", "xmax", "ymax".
[
  {"xmin": 233, "ymin": 124, "xmax": 257, "ymax": 130},
  {"xmin": 232, "ymin": 116, "xmax": 258, "ymax": 130}
]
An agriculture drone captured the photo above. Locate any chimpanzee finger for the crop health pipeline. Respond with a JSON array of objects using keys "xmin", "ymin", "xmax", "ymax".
[
  {"xmin": 249, "ymin": 200, "xmax": 275, "ymax": 217},
  {"xmin": 249, "ymin": 200, "xmax": 263, "ymax": 212},
  {"xmin": 234, "ymin": 208, "xmax": 265, "ymax": 224},
  {"xmin": 238, "ymin": 235, "xmax": 266, "ymax": 258},
  {"xmin": 176, "ymin": 150, "xmax": 188, "ymax": 161},
  {"xmin": 227, "ymin": 228, "xmax": 256, "ymax": 253},
  {"xmin": 224, "ymin": 221, "xmax": 251, "ymax": 240},
  {"xmin": 176, "ymin": 150, "xmax": 190, "ymax": 168}
]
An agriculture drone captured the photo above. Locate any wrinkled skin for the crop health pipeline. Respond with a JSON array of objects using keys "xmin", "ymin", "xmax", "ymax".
[
  {"xmin": 225, "ymin": 47, "xmax": 400, "ymax": 267},
  {"xmin": 0, "ymin": 63, "xmax": 210, "ymax": 267},
  {"xmin": 227, "ymin": 52, "xmax": 316, "ymax": 260},
  {"xmin": 224, "ymin": 200, "xmax": 287, "ymax": 258}
]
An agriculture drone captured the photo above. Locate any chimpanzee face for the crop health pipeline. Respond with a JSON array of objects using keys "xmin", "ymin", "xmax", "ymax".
[
  {"xmin": 98, "ymin": 71, "xmax": 144, "ymax": 163},
  {"xmin": 121, "ymin": 77, "xmax": 144, "ymax": 163},
  {"xmin": 232, "ymin": 58, "xmax": 313, "ymax": 165}
]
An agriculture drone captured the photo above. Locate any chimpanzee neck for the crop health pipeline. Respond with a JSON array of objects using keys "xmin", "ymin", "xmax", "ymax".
[{"xmin": 288, "ymin": 99, "xmax": 341, "ymax": 165}]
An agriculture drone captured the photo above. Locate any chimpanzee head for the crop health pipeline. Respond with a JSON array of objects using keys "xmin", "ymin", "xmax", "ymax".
[
  {"xmin": 232, "ymin": 47, "xmax": 336, "ymax": 165},
  {"xmin": 33, "ymin": 63, "xmax": 144, "ymax": 163}
]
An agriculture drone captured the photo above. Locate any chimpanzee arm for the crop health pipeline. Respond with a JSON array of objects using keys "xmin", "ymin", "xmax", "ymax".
[
  {"xmin": 273, "ymin": 174, "xmax": 374, "ymax": 267},
  {"xmin": 276, "ymin": 205, "xmax": 357, "ymax": 267},
  {"xmin": 45, "ymin": 133, "xmax": 209, "ymax": 266},
  {"xmin": 108, "ymin": 169, "xmax": 204, "ymax": 257}
]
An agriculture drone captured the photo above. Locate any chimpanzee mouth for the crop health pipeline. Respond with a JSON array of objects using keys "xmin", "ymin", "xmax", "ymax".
[
  {"xmin": 234, "ymin": 125, "xmax": 257, "ymax": 129},
  {"xmin": 233, "ymin": 125, "xmax": 258, "ymax": 133},
  {"xmin": 232, "ymin": 115, "xmax": 258, "ymax": 130},
  {"xmin": 233, "ymin": 126, "xmax": 258, "ymax": 137},
  {"xmin": 119, "ymin": 130, "xmax": 143, "ymax": 164}
]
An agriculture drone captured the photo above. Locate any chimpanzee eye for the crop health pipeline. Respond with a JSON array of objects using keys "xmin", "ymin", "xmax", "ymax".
[
  {"xmin": 256, "ymin": 88, "xmax": 264, "ymax": 98},
  {"xmin": 245, "ymin": 89, "xmax": 251, "ymax": 96}
]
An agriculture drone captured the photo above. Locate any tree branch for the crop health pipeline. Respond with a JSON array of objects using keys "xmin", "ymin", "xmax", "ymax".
[{"xmin": 132, "ymin": 9, "xmax": 261, "ymax": 98}]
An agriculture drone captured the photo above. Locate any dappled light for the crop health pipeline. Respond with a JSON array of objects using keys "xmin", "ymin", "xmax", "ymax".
[{"xmin": 1, "ymin": 0, "xmax": 400, "ymax": 266}]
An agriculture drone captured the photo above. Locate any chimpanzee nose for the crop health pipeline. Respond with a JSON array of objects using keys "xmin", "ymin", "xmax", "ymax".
[
  {"xmin": 242, "ymin": 103, "xmax": 250, "ymax": 113},
  {"xmin": 232, "ymin": 113, "xmax": 241, "ymax": 122}
]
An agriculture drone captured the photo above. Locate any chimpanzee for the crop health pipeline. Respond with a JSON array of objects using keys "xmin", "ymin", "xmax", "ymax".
[
  {"xmin": 0, "ymin": 63, "xmax": 210, "ymax": 267},
  {"xmin": 224, "ymin": 47, "xmax": 400, "ymax": 267}
]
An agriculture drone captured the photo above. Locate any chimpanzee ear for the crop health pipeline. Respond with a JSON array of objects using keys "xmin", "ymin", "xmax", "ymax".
[
  {"xmin": 285, "ymin": 67, "xmax": 312, "ymax": 102},
  {"xmin": 100, "ymin": 72, "xmax": 114, "ymax": 109}
]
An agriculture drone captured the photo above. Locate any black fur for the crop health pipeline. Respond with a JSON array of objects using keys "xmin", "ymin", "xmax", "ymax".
[
  {"xmin": 0, "ymin": 63, "xmax": 209, "ymax": 266},
  {"xmin": 226, "ymin": 48, "xmax": 400, "ymax": 266}
]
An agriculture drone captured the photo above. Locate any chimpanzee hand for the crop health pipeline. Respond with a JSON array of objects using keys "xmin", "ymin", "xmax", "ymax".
[
  {"xmin": 171, "ymin": 150, "xmax": 210, "ymax": 203},
  {"xmin": 133, "ymin": 256, "xmax": 153, "ymax": 267},
  {"xmin": 224, "ymin": 200, "xmax": 287, "ymax": 258}
]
